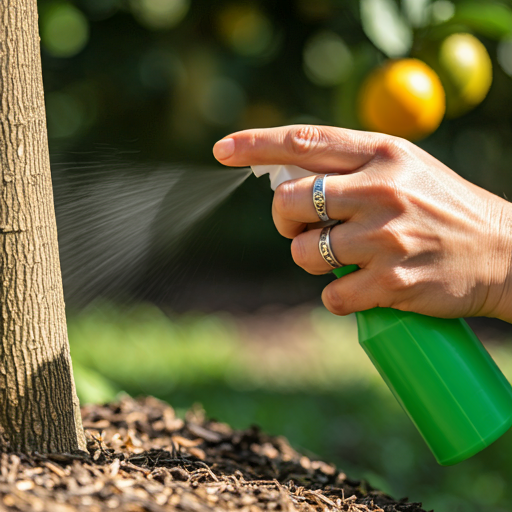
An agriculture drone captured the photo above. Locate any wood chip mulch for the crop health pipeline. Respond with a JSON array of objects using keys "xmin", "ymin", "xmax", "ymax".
[{"xmin": 0, "ymin": 395, "xmax": 431, "ymax": 512}]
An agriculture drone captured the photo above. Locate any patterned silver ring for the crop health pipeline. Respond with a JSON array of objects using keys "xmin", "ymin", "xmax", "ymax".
[
  {"xmin": 312, "ymin": 174, "xmax": 331, "ymax": 222},
  {"xmin": 319, "ymin": 225, "xmax": 343, "ymax": 269}
]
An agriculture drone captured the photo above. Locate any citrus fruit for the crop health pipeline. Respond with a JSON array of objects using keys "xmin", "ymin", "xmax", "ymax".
[
  {"xmin": 358, "ymin": 58, "xmax": 446, "ymax": 141},
  {"xmin": 434, "ymin": 33, "xmax": 492, "ymax": 118}
]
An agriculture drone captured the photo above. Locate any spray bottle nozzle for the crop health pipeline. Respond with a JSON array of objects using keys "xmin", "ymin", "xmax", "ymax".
[{"xmin": 251, "ymin": 165, "xmax": 316, "ymax": 190}]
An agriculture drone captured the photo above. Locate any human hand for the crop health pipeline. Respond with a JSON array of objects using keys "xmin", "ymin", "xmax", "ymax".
[{"xmin": 213, "ymin": 125, "xmax": 512, "ymax": 322}]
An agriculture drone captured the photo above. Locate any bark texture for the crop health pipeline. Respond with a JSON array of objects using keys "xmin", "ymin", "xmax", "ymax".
[{"xmin": 0, "ymin": 0, "xmax": 86, "ymax": 453}]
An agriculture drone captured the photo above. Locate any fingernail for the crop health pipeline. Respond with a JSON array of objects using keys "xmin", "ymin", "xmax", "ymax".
[{"xmin": 213, "ymin": 138, "xmax": 235, "ymax": 160}]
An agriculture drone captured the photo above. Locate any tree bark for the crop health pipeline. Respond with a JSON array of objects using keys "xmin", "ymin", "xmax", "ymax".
[{"xmin": 0, "ymin": 1, "xmax": 86, "ymax": 453}]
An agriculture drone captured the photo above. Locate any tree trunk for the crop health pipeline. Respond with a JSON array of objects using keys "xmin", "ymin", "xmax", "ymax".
[{"xmin": 0, "ymin": 1, "xmax": 86, "ymax": 453}]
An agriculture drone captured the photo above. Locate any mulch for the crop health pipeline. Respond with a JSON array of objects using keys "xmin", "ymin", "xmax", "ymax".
[{"xmin": 0, "ymin": 396, "xmax": 431, "ymax": 512}]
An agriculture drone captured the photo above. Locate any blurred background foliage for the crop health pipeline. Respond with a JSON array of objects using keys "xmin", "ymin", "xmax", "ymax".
[
  {"xmin": 34, "ymin": 0, "xmax": 512, "ymax": 510},
  {"xmin": 40, "ymin": 0, "xmax": 512, "ymax": 309}
]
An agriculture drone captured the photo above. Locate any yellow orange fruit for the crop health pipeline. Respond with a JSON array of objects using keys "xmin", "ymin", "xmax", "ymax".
[
  {"xmin": 358, "ymin": 58, "xmax": 446, "ymax": 140},
  {"xmin": 436, "ymin": 33, "xmax": 492, "ymax": 118}
]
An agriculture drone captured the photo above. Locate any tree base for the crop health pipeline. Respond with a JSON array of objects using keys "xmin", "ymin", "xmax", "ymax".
[{"xmin": 0, "ymin": 395, "xmax": 430, "ymax": 512}]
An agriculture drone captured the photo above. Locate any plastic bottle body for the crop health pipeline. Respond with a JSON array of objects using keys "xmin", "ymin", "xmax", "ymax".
[
  {"xmin": 333, "ymin": 265, "xmax": 512, "ymax": 465},
  {"xmin": 357, "ymin": 307, "xmax": 512, "ymax": 465}
]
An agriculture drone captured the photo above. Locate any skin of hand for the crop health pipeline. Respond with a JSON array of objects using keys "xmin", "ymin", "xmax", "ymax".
[{"xmin": 213, "ymin": 125, "xmax": 512, "ymax": 322}]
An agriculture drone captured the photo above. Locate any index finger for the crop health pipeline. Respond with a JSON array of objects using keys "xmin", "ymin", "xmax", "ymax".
[{"xmin": 212, "ymin": 124, "xmax": 386, "ymax": 173}]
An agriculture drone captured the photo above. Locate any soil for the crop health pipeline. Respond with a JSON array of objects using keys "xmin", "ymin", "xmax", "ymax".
[{"xmin": 0, "ymin": 396, "xmax": 431, "ymax": 512}]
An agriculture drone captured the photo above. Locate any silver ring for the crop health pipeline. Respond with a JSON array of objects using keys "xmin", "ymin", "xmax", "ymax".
[
  {"xmin": 313, "ymin": 174, "xmax": 330, "ymax": 222},
  {"xmin": 319, "ymin": 225, "xmax": 342, "ymax": 269}
]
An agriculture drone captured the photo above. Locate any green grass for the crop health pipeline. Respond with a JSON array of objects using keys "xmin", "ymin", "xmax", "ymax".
[{"xmin": 68, "ymin": 302, "xmax": 512, "ymax": 512}]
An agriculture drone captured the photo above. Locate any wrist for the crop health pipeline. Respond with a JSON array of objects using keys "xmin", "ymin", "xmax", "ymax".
[{"xmin": 486, "ymin": 199, "xmax": 512, "ymax": 323}]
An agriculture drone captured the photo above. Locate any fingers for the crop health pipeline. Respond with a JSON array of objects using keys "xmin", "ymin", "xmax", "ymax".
[
  {"xmin": 290, "ymin": 222, "xmax": 371, "ymax": 275},
  {"xmin": 322, "ymin": 269, "xmax": 389, "ymax": 315},
  {"xmin": 213, "ymin": 125, "xmax": 385, "ymax": 173},
  {"xmin": 272, "ymin": 174, "xmax": 366, "ymax": 238},
  {"xmin": 291, "ymin": 223, "xmax": 400, "ymax": 315}
]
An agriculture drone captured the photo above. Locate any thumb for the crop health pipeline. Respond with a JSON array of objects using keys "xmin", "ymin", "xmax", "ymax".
[{"xmin": 322, "ymin": 269, "xmax": 390, "ymax": 316}]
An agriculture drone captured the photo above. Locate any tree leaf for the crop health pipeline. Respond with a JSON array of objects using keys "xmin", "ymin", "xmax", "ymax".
[
  {"xmin": 360, "ymin": 0, "xmax": 413, "ymax": 57},
  {"xmin": 403, "ymin": 0, "xmax": 432, "ymax": 28},
  {"xmin": 450, "ymin": 1, "xmax": 512, "ymax": 39}
]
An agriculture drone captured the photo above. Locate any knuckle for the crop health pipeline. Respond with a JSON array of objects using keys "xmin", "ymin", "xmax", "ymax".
[
  {"xmin": 375, "ymin": 135, "xmax": 414, "ymax": 162},
  {"xmin": 379, "ymin": 224, "xmax": 409, "ymax": 253},
  {"xmin": 290, "ymin": 235, "xmax": 309, "ymax": 269},
  {"xmin": 287, "ymin": 125, "xmax": 325, "ymax": 155},
  {"xmin": 273, "ymin": 181, "xmax": 295, "ymax": 217},
  {"xmin": 365, "ymin": 174, "xmax": 406, "ymax": 212},
  {"xmin": 247, "ymin": 132, "xmax": 257, "ymax": 149},
  {"xmin": 372, "ymin": 176, "xmax": 401, "ymax": 198},
  {"xmin": 275, "ymin": 224, "xmax": 294, "ymax": 240}
]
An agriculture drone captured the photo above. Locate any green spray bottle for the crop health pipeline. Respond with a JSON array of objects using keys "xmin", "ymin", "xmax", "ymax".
[{"xmin": 252, "ymin": 164, "xmax": 512, "ymax": 466}]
